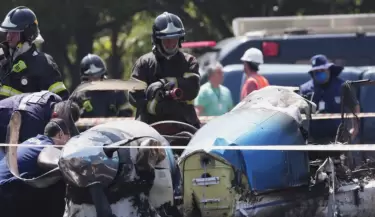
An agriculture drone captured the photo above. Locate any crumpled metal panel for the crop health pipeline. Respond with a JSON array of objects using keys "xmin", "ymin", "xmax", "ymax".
[
  {"xmin": 59, "ymin": 130, "xmax": 121, "ymax": 188},
  {"xmin": 234, "ymin": 179, "xmax": 375, "ymax": 217}
]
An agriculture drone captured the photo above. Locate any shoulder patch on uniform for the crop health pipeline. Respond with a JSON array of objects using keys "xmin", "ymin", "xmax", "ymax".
[
  {"xmin": 334, "ymin": 96, "xmax": 341, "ymax": 104},
  {"xmin": 26, "ymin": 137, "xmax": 43, "ymax": 145},
  {"xmin": 83, "ymin": 100, "xmax": 93, "ymax": 112},
  {"xmin": 12, "ymin": 60, "xmax": 27, "ymax": 73}
]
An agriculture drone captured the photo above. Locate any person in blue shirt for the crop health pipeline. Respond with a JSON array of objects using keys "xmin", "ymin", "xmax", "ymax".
[
  {"xmin": 0, "ymin": 91, "xmax": 80, "ymax": 159},
  {"xmin": 0, "ymin": 118, "xmax": 70, "ymax": 217},
  {"xmin": 300, "ymin": 55, "xmax": 360, "ymax": 163},
  {"xmin": 194, "ymin": 62, "xmax": 233, "ymax": 116}
]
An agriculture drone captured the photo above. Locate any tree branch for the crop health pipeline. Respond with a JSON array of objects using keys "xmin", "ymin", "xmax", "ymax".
[
  {"xmin": 62, "ymin": 46, "xmax": 75, "ymax": 77},
  {"xmin": 191, "ymin": 0, "xmax": 233, "ymax": 38}
]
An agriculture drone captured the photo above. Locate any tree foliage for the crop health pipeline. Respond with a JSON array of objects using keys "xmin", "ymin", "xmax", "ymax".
[{"xmin": 0, "ymin": 0, "xmax": 374, "ymax": 89}]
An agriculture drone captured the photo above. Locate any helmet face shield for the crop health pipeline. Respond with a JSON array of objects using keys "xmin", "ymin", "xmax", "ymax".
[
  {"xmin": 0, "ymin": 27, "xmax": 22, "ymax": 33},
  {"xmin": 0, "ymin": 15, "xmax": 23, "ymax": 33}
]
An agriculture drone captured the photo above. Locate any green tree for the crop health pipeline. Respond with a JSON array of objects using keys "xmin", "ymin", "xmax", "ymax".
[{"xmin": 1, "ymin": 0, "xmax": 374, "ymax": 91}]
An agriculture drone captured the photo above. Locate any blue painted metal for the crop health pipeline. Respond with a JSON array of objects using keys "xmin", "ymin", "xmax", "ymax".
[
  {"xmin": 187, "ymin": 107, "xmax": 310, "ymax": 193},
  {"xmin": 359, "ymin": 68, "xmax": 375, "ymax": 143}
]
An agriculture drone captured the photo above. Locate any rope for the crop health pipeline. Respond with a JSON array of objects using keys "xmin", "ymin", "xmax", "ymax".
[
  {"xmin": 3, "ymin": 143, "xmax": 375, "ymax": 151},
  {"xmin": 74, "ymin": 112, "xmax": 375, "ymax": 127}
]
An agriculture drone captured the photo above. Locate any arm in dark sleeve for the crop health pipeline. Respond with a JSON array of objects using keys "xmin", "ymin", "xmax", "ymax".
[
  {"xmin": 341, "ymin": 81, "xmax": 359, "ymax": 113},
  {"xmin": 164, "ymin": 56, "xmax": 200, "ymax": 101},
  {"xmin": 115, "ymin": 91, "xmax": 134, "ymax": 117},
  {"xmin": 40, "ymin": 54, "xmax": 70, "ymax": 100},
  {"xmin": 299, "ymin": 82, "xmax": 313, "ymax": 100},
  {"xmin": 129, "ymin": 58, "xmax": 149, "ymax": 114}
]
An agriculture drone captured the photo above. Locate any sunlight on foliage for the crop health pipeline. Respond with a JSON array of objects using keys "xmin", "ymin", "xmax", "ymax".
[
  {"xmin": 67, "ymin": 43, "xmax": 77, "ymax": 65},
  {"xmin": 93, "ymin": 36, "xmax": 112, "ymax": 60},
  {"xmin": 184, "ymin": 1, "xmax": 198, "ymax": 18},
  {"xmin": 93, "ymin": 11, "xmax": 154, "ymax": 80}
]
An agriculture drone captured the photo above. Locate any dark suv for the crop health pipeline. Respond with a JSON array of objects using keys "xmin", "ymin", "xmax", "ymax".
[{"xmin": 195, "ymin": 32, "xmax": 375, "ymax": 83}]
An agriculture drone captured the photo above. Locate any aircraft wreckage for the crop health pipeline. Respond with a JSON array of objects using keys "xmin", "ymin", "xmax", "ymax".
[
  {"xmin": 4, "ymin": 79, "xmax": 375, "ymax": 217},
  {"xmin": 179, "ymin": 84, "xmax": 375, "ymax": 217}
]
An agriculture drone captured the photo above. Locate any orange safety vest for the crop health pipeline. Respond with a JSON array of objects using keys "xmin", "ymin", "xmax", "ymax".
[
  {"xmin": 241, "ymin": 74, "xmax": 270, "ymax": 100},
  {"xmin": 252, "ymin": 74, "xmax": 269, "ymax": 89}
]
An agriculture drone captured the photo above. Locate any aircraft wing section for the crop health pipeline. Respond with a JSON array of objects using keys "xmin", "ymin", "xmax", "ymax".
[{"xmin": 232, "ymin": 86, "xmax": 317, "ymax": 124}]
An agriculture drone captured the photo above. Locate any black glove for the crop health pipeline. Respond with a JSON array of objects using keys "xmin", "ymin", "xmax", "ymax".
[
  {"xmin": 145, "ymin": 81, "xmax": 164, "ymax": 101},
  {"xmin": 145, "ymin": 80, "xmax": 176, "ymax": 101},
  {"xmin": 163, "ymin": 81, "xmax": 175, "ymax": 91}
]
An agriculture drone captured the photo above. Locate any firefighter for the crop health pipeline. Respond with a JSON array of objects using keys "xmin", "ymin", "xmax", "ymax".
[
  {"xmin": 0, "ymin": 91, "xmax": 80, "ymax": 155},
  {"xmin": 0, "ymin": 118, "xmax": 70, "ymax": 217},
  {"xmin": 0, "ymin": 6, "xmax": 69, "ymax": 100},
  {"xmin": 70, "ymin": 53, "xmax": 134, "ymax": 118},
  {"xmin": 130, "ymin": 12, "xmax": 201, "ymax": 129}
]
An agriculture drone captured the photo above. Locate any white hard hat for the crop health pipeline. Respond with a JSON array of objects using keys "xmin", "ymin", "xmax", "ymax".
[{"xmin": 240, "ymin": 48, "xmax": 264, "ymax": 64}]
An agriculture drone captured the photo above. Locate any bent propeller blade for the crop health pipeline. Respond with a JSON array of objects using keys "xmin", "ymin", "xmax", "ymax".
[
  {"xmin": 73, "ymin": 78, "xmax": 147, "ymax": 93},
  {"xmin": 6, "ymin": 111, "xmax": 22, "ymax": 177}
]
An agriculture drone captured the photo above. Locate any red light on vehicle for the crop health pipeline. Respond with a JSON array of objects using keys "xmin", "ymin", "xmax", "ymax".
[
  {"xmin": 262, "ymin": 42, "xmax": 279, "ymax": 57},
  {"xmin": 181, "ymin": 41, "xmax": 217, "ymax": 48}
]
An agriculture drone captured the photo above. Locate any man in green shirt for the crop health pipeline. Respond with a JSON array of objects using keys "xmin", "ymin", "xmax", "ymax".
[{"xmin": 194, "ymin": 62, "xmax": 233, "ymax": 116}]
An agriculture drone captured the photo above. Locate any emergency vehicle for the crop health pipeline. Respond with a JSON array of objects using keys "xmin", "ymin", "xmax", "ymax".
[{"xmin": 182, "ymin": 13, "xmax": 375, "ymax": 84}]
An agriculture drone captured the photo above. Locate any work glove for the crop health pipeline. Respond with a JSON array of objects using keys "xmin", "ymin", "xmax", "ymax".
[
  {"xmin": 145, "ymin": 80, "xmax": 165, "ymax": 101},
  {"xmin": 146, "ymin": 79, "xmax": 178, "ymax": 115},
  {"xmin": 145, "ymin": 80, "xmax": 176, "ymax": 101}
]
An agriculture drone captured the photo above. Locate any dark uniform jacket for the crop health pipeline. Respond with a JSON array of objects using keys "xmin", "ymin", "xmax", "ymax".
[
  {"xmin": 300, "ymin": 76, "xmax": 358, "ymax": 142},
  {"xmin": 0, "ymin": 91, "xmax": 62, "ymax": 145},
  {"xmin": 0, "ymin": 43, "xmax": 69, "ymax": 100},
  {"xmin": 0, "ymin": 134, "xmax": 66, "ymax": 217},
  {"xmin": 70, "ymin": 84, "xmax": 133, "ymax": 118},
  {"xmin": 130, "ymin": 51, "xmax": 201, "ymax": 128}
]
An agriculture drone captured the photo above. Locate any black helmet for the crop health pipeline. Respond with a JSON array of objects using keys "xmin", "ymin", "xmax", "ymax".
[
  {"xmin": 152, "ymin": 12, "xmax": 185, "ymax": 59},
  {"xmin": 80, "ymin": 53, "xmax": 107, "ymax": 79},
  {"xmin": 0, "ymin": 6, "xmax": 43, "ymax": 43}
]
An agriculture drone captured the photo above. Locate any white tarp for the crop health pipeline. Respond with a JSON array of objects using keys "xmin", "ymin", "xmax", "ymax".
[{"xmin": 232, "ymin": 86, "xmax": 317, "ymax": 124}]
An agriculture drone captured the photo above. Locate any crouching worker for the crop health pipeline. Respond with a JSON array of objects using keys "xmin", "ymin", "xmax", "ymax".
[
  {"xmin": 0, "ymin": 118, "xmax": 70, "ymax": 217},
  {"xmin": 0, "ymin": 91, "xmax": 80, "ymax": 158}
]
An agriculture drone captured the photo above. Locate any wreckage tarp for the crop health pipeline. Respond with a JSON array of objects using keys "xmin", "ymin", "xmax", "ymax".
[{"xmin": 181, "ymin": 86, "xmax": 316, "ymax": 192}]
